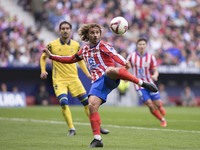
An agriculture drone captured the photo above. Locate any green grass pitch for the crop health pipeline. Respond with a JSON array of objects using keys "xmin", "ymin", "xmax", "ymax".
[{"xmin": 0, "ymin": 106, "xmax": 200, "ymax": 150}]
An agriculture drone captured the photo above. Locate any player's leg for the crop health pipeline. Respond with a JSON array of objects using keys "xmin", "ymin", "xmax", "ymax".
[
  {"xmin": 138, "ymin": 89, "xmax": 166, "ymax": 127},
  {"xmin": 145, "ymin": 100, "xmax": 166, "ymax": 124},
  {"xmin": 153, "ymin": 100, "xmax": 166, "ymax": 116},
  {"xmin": 69, "ymin": 80, "xmax": 90, "ymax": 117},
  {"xmin": 88, "ymin": 75, "xmax": 120, "ymax": 147},
  {"xmin": 150, "ymin": 92, "xmax": 167, "ymax": 127},
  {"xmin": 58, "ymin": 94, "xmax": 76, "ymax": 135},
  {"xmin": 89, "ymin": 95, "xmax": 103, "ymax": 147},
  {"xmin": 70, "ymin": 79, "xmax": 109, "ymax": 135},
  {"xmin": 54, "ymin": 83, "xmax": 75, "ymax": 136},
  {"xmin": 106, "ymin": 67, "xmax": 158, "ymax": 92},
  {"xmin": 77, "ymin": 93, "xmax": 90, "ymax": 117}
]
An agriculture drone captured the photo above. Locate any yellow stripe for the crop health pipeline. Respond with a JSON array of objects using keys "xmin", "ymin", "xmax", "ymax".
[
  {"xmin": 59, "ymin": 97, "xmax": 68, "ymax": 102},
  {"xmin": 80, "ymin": 97, "xmax": 88, "ymax": 102}
]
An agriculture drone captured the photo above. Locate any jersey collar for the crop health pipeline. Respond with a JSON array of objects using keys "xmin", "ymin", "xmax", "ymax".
[
  {"xmin": 60, "ymin": 38, "xmax": 71, "ymax": 45},
  {"xmin": 90, "ymin": 40, "xmax": 100, "ymax": 49},
  {"xmin": 136, "ymin": 51, "xmax": 147, "ymax": 57}
]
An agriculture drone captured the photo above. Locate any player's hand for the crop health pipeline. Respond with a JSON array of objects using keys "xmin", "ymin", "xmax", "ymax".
[
  {"xmin": 125, "ymin": 61, "xmax": 131, "ymax": 69},
  {"xmin": 87, "ymin": 74, "xmax": 92, "ymax": 80},
  {"xmin": 40, "ymin": 72, "xmax": 48, "ymax": 79},
  {"xmin": 43, "ymin": 48, "xmax": 51, "ymax": 58},
  {"xmin": 151, "ymin": 75, "xmax": 158, "ymax": 81}
]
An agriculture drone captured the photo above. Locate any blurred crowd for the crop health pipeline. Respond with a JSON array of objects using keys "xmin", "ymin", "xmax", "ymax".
[
  {"xmin": 0, "ymin": 0, "xmax": 200, "ymax": 68},
  {"xmin": 0, "ymin": 5, "xmax": 45, "ymax": 67}
]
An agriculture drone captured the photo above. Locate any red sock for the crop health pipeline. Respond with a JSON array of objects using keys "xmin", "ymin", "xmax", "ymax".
[
  {"xmin": 89, "ymin": 112, "xmax": 101, "ymax": 135},
  {"xmin": 158, "ymin": 101, "xmax": 166, "ymax": 116},
  {"xmin": 117, "ymin": 68, "xmax": 140, "ymax": 84},
  {"xmin": 151, "ymin": 109, "xmax": 163, "ymax": 121}
]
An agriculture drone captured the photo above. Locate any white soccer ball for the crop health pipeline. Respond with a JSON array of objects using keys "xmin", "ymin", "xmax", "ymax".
[{"xmin": 110, "ymin": 16, "xmax": 128, "ymax": 35}]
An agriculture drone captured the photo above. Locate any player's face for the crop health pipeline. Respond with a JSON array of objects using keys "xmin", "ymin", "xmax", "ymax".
[
  {"xmin": 88, "ymin": 27, "xmax": 101, "ymax": 46},
  {"xmin": 60, "ymin": 23, "xmax": 71, "ymax": 39},
  {"xmin": 137, "ymin": 41, "xmax": 147, "ymax": 54}
]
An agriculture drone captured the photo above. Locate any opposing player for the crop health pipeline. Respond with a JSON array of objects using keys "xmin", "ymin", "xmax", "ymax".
[
  {"xmin": 127, "ymin": 38, "xmax": 167, "ymax": 127},
  {"xmin": 40, "ymin": 21, "xmax": 109, "ymax": 136},
  {"xmin": 43, "ymin": 23, "xmax": 158, "ymax": 147}
]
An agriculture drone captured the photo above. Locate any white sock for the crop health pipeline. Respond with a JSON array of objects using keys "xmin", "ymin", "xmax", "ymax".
[
  {"xmin": 138, "ymin": 79, "xmax": 143, "ymax": 86},
  {"xmin": 94, "ymin": 135, "xmax": 101, "ymax": 140},
  {"xmin": 161, "ymin": 118, "xmax": 165, "ymax": 122}
]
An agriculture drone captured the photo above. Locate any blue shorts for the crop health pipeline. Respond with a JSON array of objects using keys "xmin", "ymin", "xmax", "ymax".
[
  {"xmin": 89, "ymin": 74, "xmax": 120, "ymax": 103},
  {"xmin": 137, "ymin": 88, "xmax": 160, "ymax": 103}
]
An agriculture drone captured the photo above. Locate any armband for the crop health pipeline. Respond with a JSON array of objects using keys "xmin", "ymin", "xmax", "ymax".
[{"xmin": 75, "ymin": 54, "xmax": 82, "ymax": 61}]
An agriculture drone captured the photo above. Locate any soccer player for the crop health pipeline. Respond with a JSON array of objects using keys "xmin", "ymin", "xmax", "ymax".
[
  {"xmin": 43, "ymin": 23, "xmax": 158, "ymax": 147},
  {"xmin": 40, "ymin": 21, "xmax": 109, "ymax": 136},
  {"xmin": 127, "ymin": 38, "xmax": 167, "ymax": 127}
]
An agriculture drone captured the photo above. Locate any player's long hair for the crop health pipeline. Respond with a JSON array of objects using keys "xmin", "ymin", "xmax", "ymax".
[{"xmin": 78, "ymin": 23, "xmax": 102, "ymax": 42}]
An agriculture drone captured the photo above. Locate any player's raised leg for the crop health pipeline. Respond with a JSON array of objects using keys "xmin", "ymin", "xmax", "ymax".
[{"xmin": 106, "ymin": 67, "xmax": 158, "ymax": 92}]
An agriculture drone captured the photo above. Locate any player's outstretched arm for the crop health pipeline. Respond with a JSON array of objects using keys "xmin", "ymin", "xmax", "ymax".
[
  {"xmin": 43, "ymin": 48, "xmax": 80, "ymax": 64},
  {"xmin": 40, "ymin": 52, "xmax": 48, "ymax": 79}
]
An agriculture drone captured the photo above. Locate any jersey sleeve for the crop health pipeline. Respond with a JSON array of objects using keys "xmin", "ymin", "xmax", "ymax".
[
  {"xmin": 46, "ymin": 43, "xmax": 52, "ymax": 52},
  {"xmin": 126, "ymin": 53, "xmax": 133, "ymax": 67},
  {"xmin": 40, "ymin": 43, "xmax": 52, "ymax": 73},
  {"xmin": 49, "ymin": 48, "xmax": 83, "ymax": 64},
  {"xmin": 101, "ymin": 43, "xmax": 127, "ymax": 66},
  {"xmin": 78, "ymin": 60, "xmax": 90, "ymax": 77},
  {"xmin": 76, "ymin": 48, "xmax": 83, "ymax": 59},
  {"xmin": 150, "ymin": 55, "xmax": 157, "ymax": 69}
]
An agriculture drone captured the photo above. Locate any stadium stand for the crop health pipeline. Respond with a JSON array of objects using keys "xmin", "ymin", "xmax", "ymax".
[
  {"xmin": 0, "ymin": 0, "xmax": 199, "ymax": 106},
  {"xmin": 1, "ymin": 0, "xmax": 200, "ymax": 68}
]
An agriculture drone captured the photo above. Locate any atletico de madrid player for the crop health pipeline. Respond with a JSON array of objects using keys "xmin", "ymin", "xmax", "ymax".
[{"xmin": 127, "ymin": 38, "xmax": 167, "ymax": 127}]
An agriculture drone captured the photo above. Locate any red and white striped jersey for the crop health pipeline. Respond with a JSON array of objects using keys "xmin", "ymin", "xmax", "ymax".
[
  {"xmin": 127, "ymin": 52, "xmax": 157, "ymax": 90},
  {"xmin": 77, "ymin": 40, "xmax": 127, "ymax": 82}
]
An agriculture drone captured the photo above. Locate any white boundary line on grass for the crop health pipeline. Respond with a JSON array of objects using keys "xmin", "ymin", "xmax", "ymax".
[{"xmin": 0, "ymin": 117, "xmax": 200, "ymax": 134}]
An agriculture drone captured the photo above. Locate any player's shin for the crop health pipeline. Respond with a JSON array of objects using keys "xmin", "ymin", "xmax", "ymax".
[
  {"xmin": 117, "ymin": 68, "xmax": 143, "ymax": 85},
  {"xmin": 157, "ymin": 101, "xmax": 166, "ymax": 116},
  {"xmin": 59, "ymin": 94, "xmax": 75, "ymax": 130},
  {"xmin": 78, "ymin": 94, "xmax": 90, "ymax": 117},
  {"xmin": 89, "ymin": 112, "xmax": 101, "ymax": 140},
  {"xmin": 150, "ymin": 109, "xmax": 163, "ymax": 121}
]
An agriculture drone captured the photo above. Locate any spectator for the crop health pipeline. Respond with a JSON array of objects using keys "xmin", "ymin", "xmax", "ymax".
[
  {"xmin": 35, "ymin": 84, "xmax": 51, "ymax": 106},
  {"xmin": 0, "ymin": 83, "xmax": 8, "ymax": 92},
  {"xmin": 12, "ymin": 85, "xmax": 19, "ymax": 93},
  {"xmin": 180, "ymin": 85, "xmax": 197, "ymax": 107},
  {"xmin": 30, "ymin": 0, "xmax": 45, "ymax": 31},
  {"xmin": 158, "ymin": 83, "xmax": 175, "ymax": 106},
  {"xmin": 0, "ymin": 0, "xmax": 199, "ymax": 69}
]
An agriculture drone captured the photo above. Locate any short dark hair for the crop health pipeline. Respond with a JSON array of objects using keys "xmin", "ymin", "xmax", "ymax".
[
  {"xmin": 59, "ymin": 21, "xmax": 72, "ymax": 30},
  {"xmin": 136, "ymin": 38, "xmax": 148, "ymax": 44}
]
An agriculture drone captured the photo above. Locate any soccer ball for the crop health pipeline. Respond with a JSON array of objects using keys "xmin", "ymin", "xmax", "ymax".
[{"xmin": 110, "ymin": 16, "xmax": 128, "ymax": 35}]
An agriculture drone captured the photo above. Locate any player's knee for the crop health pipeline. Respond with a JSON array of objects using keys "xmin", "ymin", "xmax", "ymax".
[
  {"xmin": 106, "ymin": 67, "xmax": 118, "ymax": 78},
  {"xmin": 105, "ymin": 67, "xmax": 114, "ymax": 75},
  {"xmin": 78, "ymin": 93, "xmax": 88, "ymax": 106},
  {"xmin": 58, "ymin": 94, "xmax": 68, "ymax": 106}
]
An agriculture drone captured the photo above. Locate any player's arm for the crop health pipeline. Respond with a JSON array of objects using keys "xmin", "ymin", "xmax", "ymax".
[
  {"xmin": 43, "ymin": 48, "xmax": 81, "ymax": 64},
  {"xmin": 103, "ymin": 46, "xmax": 129, "ymax": 68},
  {"xmin": 151, "ymin": 67, "xmax": 159, "ymax": 81},
  {"xmin": 40, "ymin": 46, "xmax": 49, "ymax": 79},
  {"xmin": 150, "ymin": 55, "xmax": 159, "ymax": 81},
  {"xmin": 77, "ymin": 60, "xmax": 92, "ymax": 79}
]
